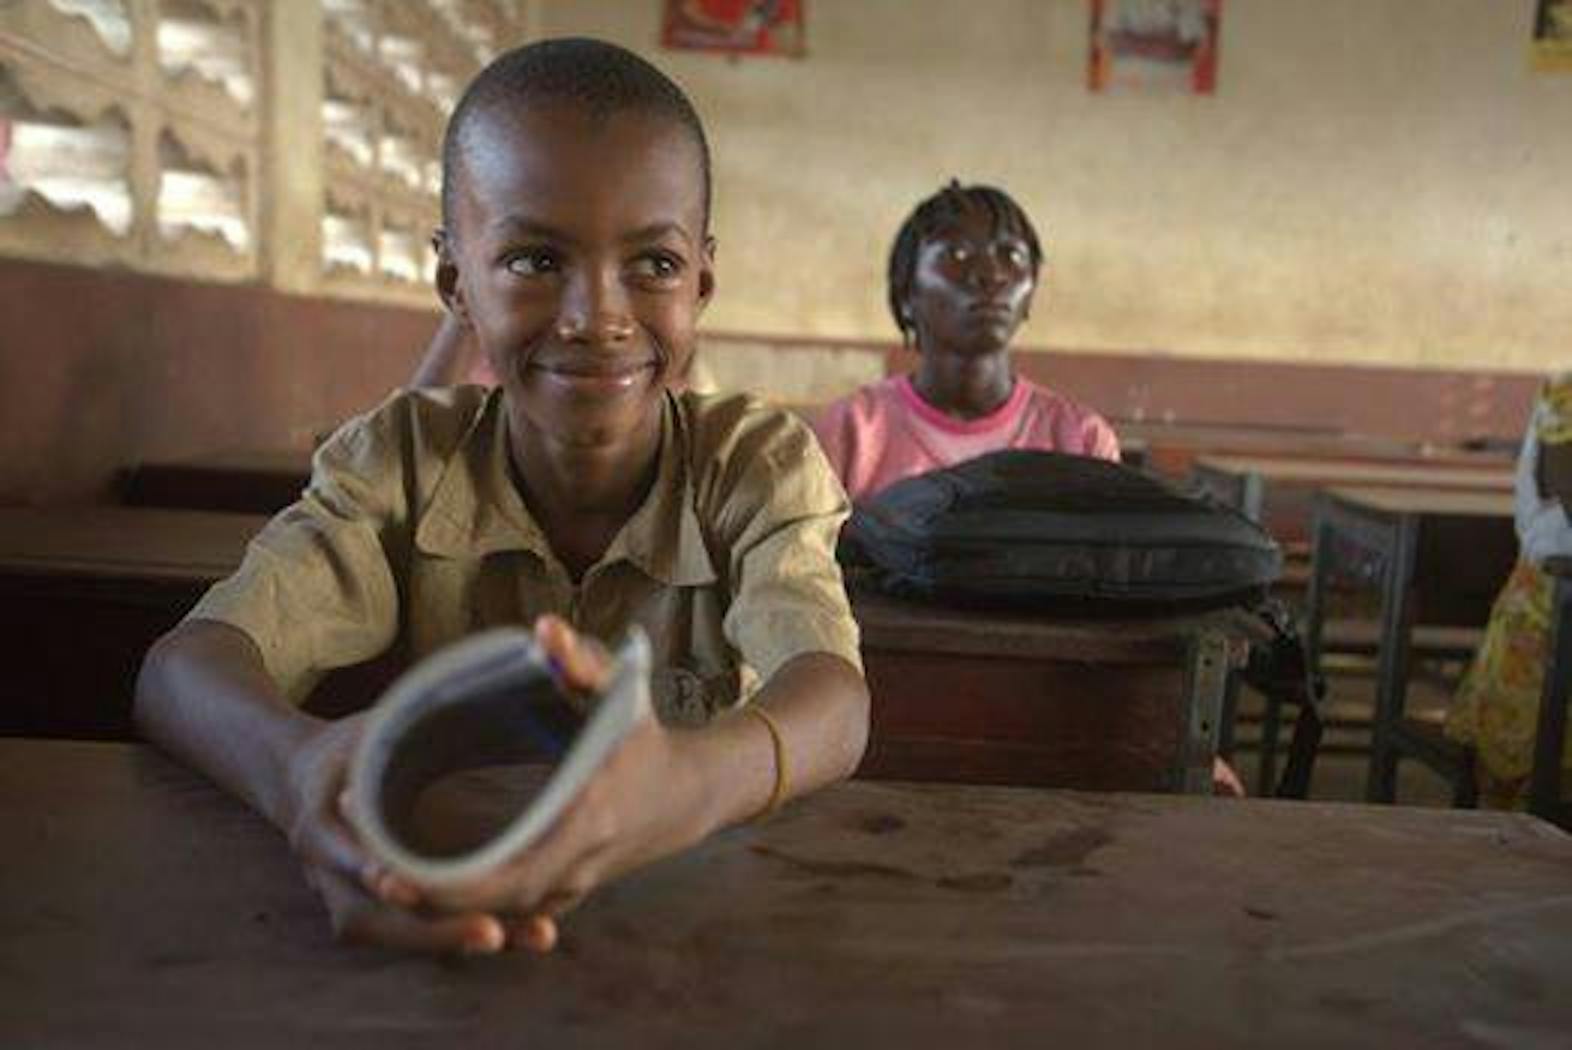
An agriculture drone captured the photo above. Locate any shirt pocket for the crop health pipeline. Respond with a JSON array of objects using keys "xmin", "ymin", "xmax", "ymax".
[{"xmin": 649, "ymin": 663, "xmax": 743, "ymax": 727}]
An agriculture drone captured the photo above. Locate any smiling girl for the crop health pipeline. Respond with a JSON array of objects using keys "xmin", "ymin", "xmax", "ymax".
[{"xmin": 137, "ymin": 38, "xmax": 868, "ymax": 956}]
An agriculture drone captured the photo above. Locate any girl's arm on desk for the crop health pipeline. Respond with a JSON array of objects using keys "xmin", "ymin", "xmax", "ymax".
[
  {"xmin": 136, "ymin": 615, "xmax": 869, "ymax": 955},
  {"xmin": 135, "ymin": 621, "xmax": 514, "ymax": 955}
]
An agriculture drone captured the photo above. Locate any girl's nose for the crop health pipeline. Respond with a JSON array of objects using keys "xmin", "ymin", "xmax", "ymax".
[
  {"xmin": 556, "ymin": 270, "xmax": 634, "ymax": 344},
  {"xmin": 971, "ymin": 254, "xmax": 1009, "ymax": 292},
  {"xmin": 556, "ymin": 313, "xmax": 635, "ymax": 344}
]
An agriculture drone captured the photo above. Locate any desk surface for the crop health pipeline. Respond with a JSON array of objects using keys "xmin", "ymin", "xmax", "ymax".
[
  {"xmin": 0, "ymin": 506, "xmax": 266, "ymax": 582},
  {"xmin": 1321, "ymin": 486, "xmax": 1518, "ymax": 519},
  {"xmin": 1195, "ymin": 455, "xmax": 1514, "ymax": 490},
  {"xmin": 4, "ymin": 740, "xmax": 1570, "ymax": 1049}
]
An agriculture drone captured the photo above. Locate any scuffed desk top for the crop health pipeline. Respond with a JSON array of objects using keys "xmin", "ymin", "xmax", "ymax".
[{"xmin": 3, "ymin": 739, "xmax": 1569, "ymax": 1049}]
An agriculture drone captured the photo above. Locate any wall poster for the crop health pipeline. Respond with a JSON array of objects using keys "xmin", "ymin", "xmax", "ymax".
[
  {"xmin": 661, "ymin": 0, "xmax": 805, "ymax": 58},
  {"xmin": 1088, "ymin": 0, "xmax": 1222, "ymax": 95}
]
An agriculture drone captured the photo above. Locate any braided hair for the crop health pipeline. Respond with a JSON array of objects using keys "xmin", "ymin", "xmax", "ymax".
[{"xmin": 886, "ymin": 179, "xmax": 1044, "ymax": 346}]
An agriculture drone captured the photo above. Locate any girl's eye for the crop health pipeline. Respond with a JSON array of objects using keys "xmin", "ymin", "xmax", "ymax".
[
  {"xmin": 631, "ymin": 252, "xmax": 683, "ymax": 280},
  {"xmin": 945, "ymin": 245, "xmax": 971, "ymax": 264},
  {"xmin": 1002, "ymin": 245, "xmax": 1030, "ymax": 269},
  {"xmin": 505, "ymin": 248, "xmax": 560, "ymax": 276}
]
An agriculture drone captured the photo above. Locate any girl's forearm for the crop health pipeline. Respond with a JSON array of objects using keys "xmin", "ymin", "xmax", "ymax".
[
  {"xmin": 690, "ymin": 653, "xmax": 870, "ymax": 835},
  {"xmin": 135, "ymin": 620, "xmax": 321, "ymax": 830}
]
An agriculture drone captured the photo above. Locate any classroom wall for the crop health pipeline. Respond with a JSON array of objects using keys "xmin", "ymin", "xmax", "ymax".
[
  {"xmin": 0, "ymin": 257, "xmax": 435, "ymax": 504},
  {"xmin": 1, "ymin": 1, "xmax": 1565, "ymax": 504},
  {"xmin": 536, "ymin": 0, "xmax": 1572, "ymax": 373}
]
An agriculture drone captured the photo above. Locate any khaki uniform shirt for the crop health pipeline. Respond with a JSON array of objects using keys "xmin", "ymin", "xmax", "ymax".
[{"xmin": 189, "ymin": 386, "xmax": 861, "ymax": 725}]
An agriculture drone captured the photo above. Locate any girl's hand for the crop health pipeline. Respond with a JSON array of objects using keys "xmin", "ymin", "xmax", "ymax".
[
  {"xmin": 1212, "ymin": 755, "xmax": 1246, "ymax": 798},
  {"xmin": 282, "ymin": 713, "xmax": 514, "ymax": 954},
  {"xmin": 414, "ymin": 616, "xmax": 720, "ymax": 942}
]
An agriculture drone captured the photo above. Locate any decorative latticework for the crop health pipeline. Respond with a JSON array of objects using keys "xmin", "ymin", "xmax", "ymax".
[
  {"xmin": 0, "ymin": 0, "xmax": 520, "ymax": 302},
  {"xmin": 0, "ymin": 0, "xmax": 259, "ymax": 277},
  {"xmin": 318, "ymin": 0, "xmax": 514, "ymax": 304}
]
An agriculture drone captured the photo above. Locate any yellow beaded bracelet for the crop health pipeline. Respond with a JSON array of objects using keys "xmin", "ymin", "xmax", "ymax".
[{"xmin": 744, "ymin": 705, "xmax": 788, "ymax": 820}]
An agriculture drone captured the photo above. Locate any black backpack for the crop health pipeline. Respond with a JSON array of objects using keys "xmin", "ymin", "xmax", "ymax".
[
  {"xmin": 842, "ymin": 449, "xmax": 1282, "ymax": 611},
  {"xmin": 841, "ymin": 449, "xmax": 1324, "ymax": 797}
]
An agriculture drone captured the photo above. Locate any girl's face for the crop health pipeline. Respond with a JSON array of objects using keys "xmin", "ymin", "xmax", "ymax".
[
  {"xmin": 905, "ymin": 203, "xmax": 1036, "ymax": 358},
  {"xmin": 438, "ymin": 102, "xmax": 714, "ymax": 454}
]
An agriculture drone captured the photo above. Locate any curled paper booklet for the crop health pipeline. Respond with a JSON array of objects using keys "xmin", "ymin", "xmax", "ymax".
[{"xmin": 347, "ymin": 627, "xmax": 652, "ymax": 887}]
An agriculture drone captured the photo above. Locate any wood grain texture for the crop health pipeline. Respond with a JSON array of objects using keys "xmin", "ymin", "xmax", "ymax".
[
  {"xmin": 2, "ymin": 740, "xmax": 1570, "ymax": 1049},
  {"xmin": 850, "ymin": 584, "xmax": 1246, "ymax": 790}
]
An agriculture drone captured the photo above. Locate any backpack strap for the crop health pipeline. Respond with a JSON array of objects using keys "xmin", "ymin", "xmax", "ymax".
[{"xmin": 1238, "ymin": 598, "xmax": 1327, "ymax": 798}]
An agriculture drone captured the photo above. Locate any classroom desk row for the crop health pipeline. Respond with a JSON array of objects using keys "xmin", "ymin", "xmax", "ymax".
[
  {"xmin": 1190, "ymin": 453, "xmax": 1514, "ymax": 547},
  {"xmin": 0, "ymin": 506, "xmax": 1244, "ymax": 796},
  {"xmin": 115, "ymin": 422, "xmax": 1516, "ymax": 524},
  {"xmin": 1304, "ymin": 487, "xmax": 1518, "ymax": 804},
  {"xmin": 4, "ymin": 737, "xmax": 1569, "ymax": 1049},
  {"xmin": 52, "ymin": 438, "xmax": 1567, "ymax": 814},
  {"xmin": 1119, "ymin": 418, "xmax": 1507, "ymax": 481},
  {"xmin": 1182, "ymin": 448, "xmax": 1531, "ymax": 805}
]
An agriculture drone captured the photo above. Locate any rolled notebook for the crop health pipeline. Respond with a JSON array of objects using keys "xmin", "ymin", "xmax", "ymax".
[{"xmin": 346, "ymin": 627, "xmax": 652, "ymax": 887}]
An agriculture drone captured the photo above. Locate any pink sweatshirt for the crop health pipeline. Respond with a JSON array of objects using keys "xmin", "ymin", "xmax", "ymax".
[{"xmin": 813, "ymin": 374, "xmax": 1120, "ymax": 502}]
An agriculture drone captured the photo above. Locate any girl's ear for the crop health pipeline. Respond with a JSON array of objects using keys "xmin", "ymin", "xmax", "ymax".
[
  {"xmin": 696, "ymin": 235, "xmax": 718, "ymax": 311},
  {"xmin": 432, "ymin": 229, "xmax": 471, "ymax": 325},
  {"xmin": 1022, "ymin": 275, "xmax": 1041, "ymax": 321}
]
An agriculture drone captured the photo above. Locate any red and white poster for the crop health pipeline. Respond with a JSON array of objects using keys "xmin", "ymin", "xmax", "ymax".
[
  {"xmin": 1088, "ymin": 0, "xmax": 1221, "ymax": 95},
  {"xmin": 661, "ymin": 0, "xmax": 805, "ymax": 58}
]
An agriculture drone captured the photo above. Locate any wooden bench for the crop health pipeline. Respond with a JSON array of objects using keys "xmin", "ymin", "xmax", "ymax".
[
  {"xmin": 0, "ymin": 507, "xmax": 391, "ymax": 737},
  {"xmin": 120, "ymin": 448, "xmax": 313, "ymax": 515},
  {"xmin": 0, "ymin": 507, "xmax": 267, "ymax": 738}
]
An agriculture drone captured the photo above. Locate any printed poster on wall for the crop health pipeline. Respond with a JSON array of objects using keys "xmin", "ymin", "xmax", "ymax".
[
  {"xmin": 1088, "ymin": 0, "xmax": 1221, "ymax": 95},
  {"xmin": 661, "ymin": 0, "xmax": 805, "ymax": 58},
  {"xmin": 1533, "ymin": 0, "xmax": 1572, "ymax": 72}
]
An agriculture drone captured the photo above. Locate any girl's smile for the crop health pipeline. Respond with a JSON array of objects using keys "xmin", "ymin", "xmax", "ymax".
[{"xmin": 437, "ymin": 100, "xmax": 714, "ymax": 459}]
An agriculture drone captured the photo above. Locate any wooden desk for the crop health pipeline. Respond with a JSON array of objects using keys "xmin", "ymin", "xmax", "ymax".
[
  {"xmin": 0, "ymin": 507, "xmax": 1238, "ymax": 799},
  {"xmin": 851, "ymin": 584, "xmax": 1247, "ymax": 795},
  {"xmin": 121, "ymin": 448, "xmax": 313, "ymax": 514},
  {"xmin": 4, "ymin": 739, "xmax": 1570, "ymax": 1049},
  {"xmin": 1120, "ymin": 422, "xmax": 1420, "ymax": 480},
  {"xmin": 0, "ymin": 507, "xmax": 267, "ymax": 737},
  {"xmin": 1192, "ymin": 455, "xmax": 1514, "ymax": 545},
  {"xmin": 1123, "ymin": 420, "xmax": 1510, "ymax": 484},
  {"xmin": 1304, "ymin": 487, "xmax": 1518, "ymax": 804}
]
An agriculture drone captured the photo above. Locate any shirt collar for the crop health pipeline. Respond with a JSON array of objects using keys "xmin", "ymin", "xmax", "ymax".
[{"xmin": 414, "ymin": 389, "xmax": 718, "ymax": 587}]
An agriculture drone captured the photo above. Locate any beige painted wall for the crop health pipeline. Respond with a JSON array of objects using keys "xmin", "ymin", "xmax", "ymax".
[{"xmin": 530, "ymin": 0, "xmax": 1571, "ymax": 373}]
